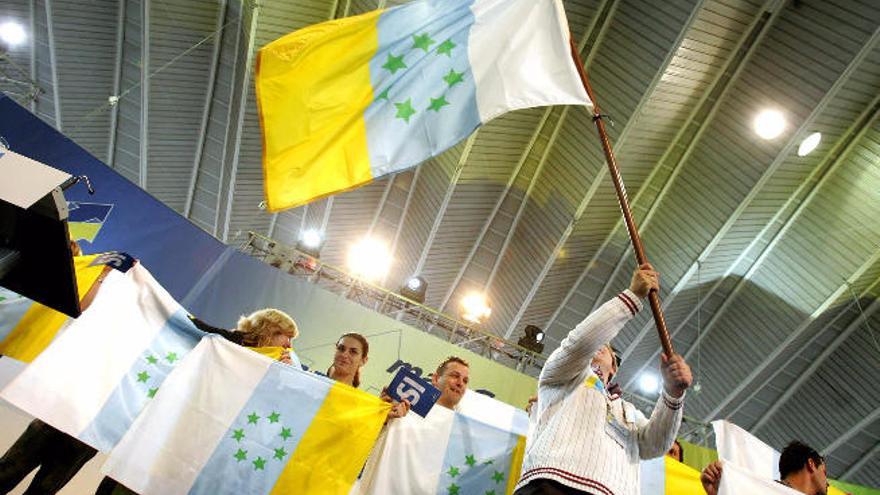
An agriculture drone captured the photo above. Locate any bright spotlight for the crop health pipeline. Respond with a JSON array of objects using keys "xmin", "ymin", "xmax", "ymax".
[
  {"xmin": 347, "ymin": 237, "xmax": 390, "ymax": 282},
  {"xmin": 797, "ymin": 132, "xmax": 821, "ymax": 156},
  {"xmin": 461, "ymin": 292, "xmax": 491, "ymax": 324},
  {"xmin": 0, "ymin": 21, "xmax": 27, "ymax": 47},
  {"xmin": 753, "ymin": 109, "xmax": 786, "ymax": 140},
  {"xmin": 638, "ymin": 373, "xmax": 660, "ymax": 394},
  {"xmin": 295, "ymin": 229, "xmax": 323, "ymax": 258},
  {"xmin": 400, "ymin": 275, "xmax": 427, "ymax": 303}
]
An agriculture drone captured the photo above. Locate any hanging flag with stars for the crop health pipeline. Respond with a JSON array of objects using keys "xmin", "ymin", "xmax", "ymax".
[
  {"xmin": 103, "ymin": 336, "xmax": 391, "ymax": 495},
  {"xmin": 354, "ymin": 389, "xmax": 529, "ymax": 495},
  {"xmin": 256, "ymin": 0, "xmax": 590, "ymax": 211},
  {"xmin": 0, "ymin": 262, "xmax": 203, "ymax": 451}
]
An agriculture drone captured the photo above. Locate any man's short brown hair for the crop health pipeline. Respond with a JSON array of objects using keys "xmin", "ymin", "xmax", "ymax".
[{"xmin": 435, "ymin": 356, "xmax": 469, "ymax": 377}]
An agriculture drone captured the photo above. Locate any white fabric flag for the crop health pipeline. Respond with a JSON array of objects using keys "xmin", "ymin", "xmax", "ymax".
[
  {"xmin": 719, "ymin": 461, "xmax": 803, "ymax": 495},
  {"xmin": 353, "ymin": 390, "xmax": 529, "ymax": 495},
  {"xmin": 712, "ymin": 420, "xmax": 781, "ymax": 480},
  {"xmin": 0, "ymin": 263, "xmax": 204, "ymax": 451}
]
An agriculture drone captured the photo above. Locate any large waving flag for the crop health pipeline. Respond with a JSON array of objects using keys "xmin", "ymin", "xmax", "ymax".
[
  {"xmin": 0, "ymin": 254, "xmax": 105, "ymax": 362},
  {"xmin": 354, "ymin": 390, "xmax": 529, "ymax": 495},
  {"xmin": 104, "ymin": 336, "xmax": 390, "ymax": 495},
  {"xmin": 256, "ymin": 0, "xmax": 590, "ymax": 210},
  {"xmin": 0, "ymin": 263, "xmax": 203, "ymax": 451}
]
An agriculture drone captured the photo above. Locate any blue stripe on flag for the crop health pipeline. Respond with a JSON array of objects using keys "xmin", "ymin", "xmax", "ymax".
[
  {"xmin": 0, "ymin": 287, "xmax": 31, "ymax": 343},
  {"xmin": 78, "ymin": 309, "xmax": 203, "ymax": 451},
  {"xmin": 365, "ymin": 0, "xmax": 480, "ymax": 177},
  {"xmin": 188, "ymin": 362, "xmax": 334, "ymax": 495},
  {"xmin": 435, "ymin": 414, "xmax": 521, "ymax": 495}
]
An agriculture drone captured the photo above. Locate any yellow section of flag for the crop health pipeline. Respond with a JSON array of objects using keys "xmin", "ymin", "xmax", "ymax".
[
  {"xmin": 270, "ymin": 381, "xmax": 390, "ymax": 494},
  {"xmin": 0, "ymin": 254, "xmax": 105, "ymax": 362},
  {"xmin": 665, "ymin": 456, "xmax": 704, "ymax": 493},
  {"xmin": 505, "ymin": 435, "xmax": 527, "ymax": 495},
  {"xmin": 256, "ymin": 10, "xmax": 382, "ymax": 212}
]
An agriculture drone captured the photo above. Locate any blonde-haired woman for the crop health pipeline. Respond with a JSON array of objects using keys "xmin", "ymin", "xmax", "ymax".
[{"xmin": 191, "ymin": 308, "xmax": 301, "ymax": 367}]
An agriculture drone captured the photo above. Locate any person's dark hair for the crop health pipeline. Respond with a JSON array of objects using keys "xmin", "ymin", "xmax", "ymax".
[
  {"xmin": 327, "ymin": 333, "xmax": 369, "ymax": 388},
  {"xmin": 779, "ymin": 441, "xmax": 823, "ymax": 480},
  {"xmin": 670, "ymin": 439, "xmax": 683, "ymax": 462},
  {"xmin": 435, "ymin": 356, "xmax": 469, "ymax": 378}
]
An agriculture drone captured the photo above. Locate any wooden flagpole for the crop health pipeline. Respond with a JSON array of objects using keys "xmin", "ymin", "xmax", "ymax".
[{"xmin": 568, "ymin": 36, "xmax": 675, "ymax": 357}]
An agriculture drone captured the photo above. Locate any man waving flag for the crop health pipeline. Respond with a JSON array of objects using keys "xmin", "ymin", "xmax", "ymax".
[{"xmin": 257, "ymin": 0, "xmax": 590, "ymax": 211}]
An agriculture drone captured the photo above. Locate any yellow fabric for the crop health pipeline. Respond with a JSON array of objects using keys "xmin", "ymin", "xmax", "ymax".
[
  {"xmin": 0, "ymin": 254, "xmax": 104, "ymax": 362},
  {"xmin": 247, "ymin": 346, "xmax": 285, "ymax": 361},
  {"xmin": 506, "ymin": 435, "xmax": 527, "ymax": 495},
  {"xmin": 271, "ymin": 381, "xmax": 390, "ymax": 494},
  {"xmin": 256, "ymin": 10, "xmax": 382, "ymax": 211},
  {"xmin": 665, "ymin": 456, "xmax": 704, "ymax": 493}
]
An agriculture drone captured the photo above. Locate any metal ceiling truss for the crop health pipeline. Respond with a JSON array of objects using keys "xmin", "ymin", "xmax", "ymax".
[
  {"xmin": 106, "ymin": 0, "xmax": 126, "ymax": 167},
  {"xmin": 139, "ymin": 0, "xmax": 149, "ymax": 188},
  {"xmin": 745, "ymin": 290, "xmax": 880, "ymax": 432},
  {"xmin": 185, "ymin": 0, "xmax": 228, "ymax": 219},
  {"xmin": 612, "ymin": 0, "xmax": 786, "ymax": 367},
  {"xmin": 220, "ymin": 3, "xmax": 260, "ymax": 242},
  {"xmin": 703, "ymin": 249, "xmax": 880, "ymax": 421},
  {"xmin": 384, "ymin": 167, "xmax": 422, "ymax": 286},
  {"xmin": 841, "ymin": 440, "xmax": 880, "ymax": 481},
  {"xmin": 412, "ymin": 133, "xmax": 477, "ymax": 277},
  {"xmin": 621, "ymin": 38, "xmax": 880, "ymax": 392},
  {"xmin": 44, "ymin": 0, "xmax": 61, "ymax": 131}
]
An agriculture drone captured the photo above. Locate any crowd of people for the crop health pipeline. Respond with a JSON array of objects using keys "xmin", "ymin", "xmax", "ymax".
[{"xmin": 0, "ymin": 249, "xmax": 832, "ymax": 495}]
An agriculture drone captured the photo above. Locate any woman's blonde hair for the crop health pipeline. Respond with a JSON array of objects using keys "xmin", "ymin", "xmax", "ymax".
[{"xmin": 235, "ymin": 308, "xmax": 299, "ymax": 347}]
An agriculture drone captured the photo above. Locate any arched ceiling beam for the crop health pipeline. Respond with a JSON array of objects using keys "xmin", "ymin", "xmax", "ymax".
[
  {"xmin": 745, "ymin": 290, "xmax": 880, "ymax": 432},
  {"xmin": 622, "ymin": 32, "xmax": 880, "ymax": 391},
  {"xmin": 107, "ymin": 0, "xmax": 126, "ymax": 168}
]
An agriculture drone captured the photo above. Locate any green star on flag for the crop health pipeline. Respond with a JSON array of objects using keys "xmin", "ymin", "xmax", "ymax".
[
  {"xmin": 247, "ymin": 412, "xmax": 260, "ymax": 425},
  {"xmin": 146, "ymin": 355, "xmax": 158, "ymax": 365},
  {"xmin": 147, "ymin": 387, "xmax": 158, "ymax": 398},
  {"xmin": 273, "ymin": 447, "xmax": 288, "ymax": 460},
  {"xmin": 232, "ymin": 429, "xmax": 245, "ymax": 442},
  {"xmin": 412, "ymin": 33, "xmax": 435, "ymax": 52},
  {"xmin": 447, "ymin": 466, "xmax": 460, "ymax": 477},
  {"xmin": 253, "ymin": 456, "xmax": 266, "ymax": 471},
  {"xmin": 395, "ymin": 99, "xmax": 417, "ymax": 123},
  {"xmin": 279, "ymin": 427, "xmax": 292, "ymax": 440},
  {"xmin": 485, "ymin": 491, "xmax": 496, "ymax": 495},
  {"xmin": 377, "ymin": 87, "xmax": 390, "ymax": 101},
  {"xmin": 137, "ymin": 371, "xmax": 150, "ymax": 383},
  {"xmin": 382, "ymin": 53, "xmax": 407, "ymax": 74},
  {"xmin": 428, "ymin": 96, "xmax": 449, "ymax": 112},
  {"xmin": 483, "ymin": 460, "xmax": 494, "ymax": 465},
  {"xmin": 437, "ymin": 39, "xmax": 456, "ymax": 57},
  {"xmin": 448, "ymin": 483, "xmax": 460, "ymax": 495},
  {"xmin": 492, "ymin": 470, "xmax": 505, "ymax": 483},
  {"xmin": 465, "ymin": 454, "xmax": 476, "ymax": 467},
  {"xmin": 234, "ymin": 448, "xmax": 247, "ymax": 462},
  {"xmin": 443, "ymin": 69, "xmax": 464, "ymax": 88},
  {"xmin": 165, "ymin": 351, "xmax": 178, "ymax": 363},
  {"xmin": 268, "ymin": 411, "xmax": 281, "ymax": 423}
]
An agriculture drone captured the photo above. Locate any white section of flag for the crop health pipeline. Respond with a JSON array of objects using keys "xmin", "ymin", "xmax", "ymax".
[
  {"xmin": 719, "ymin": 461, "xmax": 803, "ymax": 495},
  {"xmin": 352, "ymin": 404, "xmax": 456, "ymax": 495},
  {"xmin": 103, "ymin": 337, "xmax": 271, "ymax": 495},
  {"xmin": 0, "ymin": 265, "xmax": 176, "ymax": 438},
  {"xmin": 712, "ymin": 420, "xmax": 781, "ymax": 481},
  {"xmin": 458, "ymin": 389, "xmax": 529, "ymax": 436},
  {"xmin": 469, "ymin": 0, "xmax": 591, "ymax": 123}
]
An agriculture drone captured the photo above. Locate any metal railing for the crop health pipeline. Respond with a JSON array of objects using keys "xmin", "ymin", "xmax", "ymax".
[{"xmin": 239, "ymin": 231, "xmax": 547, "ymax": 375}]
